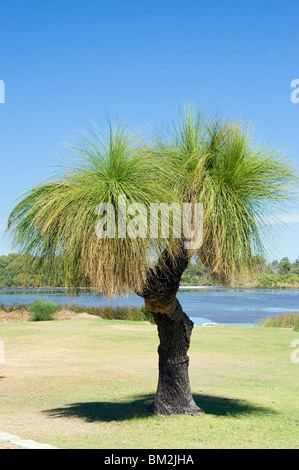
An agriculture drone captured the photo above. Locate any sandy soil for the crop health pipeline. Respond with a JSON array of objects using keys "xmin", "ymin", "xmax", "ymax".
[{"xmin": 0, "ymin": 310, "xmax": 102, "ymax": 323}]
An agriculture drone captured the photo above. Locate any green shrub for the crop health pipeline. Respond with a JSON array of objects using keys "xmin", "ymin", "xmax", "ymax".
[
  {"xmin": 260, "ymin": 313, "xmax": 299, "ymax": 331},
  {"xmin": 29, "ymin": 299, "xmax": 58, "ymax": 321},
  {"xmin": 257, "ymin": 273, "xmax": 299, "ymax": 288},
  {"xmin": 1, "ymin": 301, "xmax": 155, "ymax": 323},
  {"xmin": 140, "ymin": 305, "xmax": 154, "ymax": 323}
]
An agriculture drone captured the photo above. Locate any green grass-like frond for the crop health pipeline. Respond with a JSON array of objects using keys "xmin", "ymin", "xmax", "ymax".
[
  {"xmin": 7, "ymin": 108, "xmax": 298, "ymax": 293},
  {"xmin": 151, "ymin": 105, "xmax": 298, "ymax": 282},
  {"xmin": 7, "ymin": 122, "xmax": 178, "ymax": 296}
]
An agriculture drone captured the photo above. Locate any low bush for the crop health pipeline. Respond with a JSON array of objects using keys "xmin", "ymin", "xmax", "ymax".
[
  {"xmin": 1, "ymin": 301, "xmax": 155, "ymax": 323},
  {"xmin": 29, "ymin": 299, "xmax": 58, "ymax": 321},
  {"xmin": 260, "ymin": 313, "xmax": 299, "ymax": 331},
  {"xmin": 258, "ymin": 274, "xmax": 299, "ymax": 288}
]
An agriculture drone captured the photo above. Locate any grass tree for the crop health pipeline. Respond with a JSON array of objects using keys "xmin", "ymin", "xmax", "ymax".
[{"xmin": 7, "ymin": 106, "xmax": 297, "ymax": 415}]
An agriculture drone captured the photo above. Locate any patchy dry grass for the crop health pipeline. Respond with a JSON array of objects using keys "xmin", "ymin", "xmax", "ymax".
[{"xmin": 0, "ymin": 319, "xmax": 298, "ymax": 449}]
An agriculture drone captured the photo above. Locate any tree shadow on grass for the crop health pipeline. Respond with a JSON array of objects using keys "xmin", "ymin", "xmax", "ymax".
[{"xmin": 44, "ymin": 393, "xmax": 275, "ymax": 423}]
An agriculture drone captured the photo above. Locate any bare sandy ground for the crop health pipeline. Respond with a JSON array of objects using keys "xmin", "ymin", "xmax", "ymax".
[{"xmin": 0, "ymin": 310, "xmax": 102, "ymax": 323}]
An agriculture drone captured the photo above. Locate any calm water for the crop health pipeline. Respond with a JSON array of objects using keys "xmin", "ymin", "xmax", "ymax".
[{"xmin": 0, "ymin": 287, "xmax": 298, "ymax": 326}]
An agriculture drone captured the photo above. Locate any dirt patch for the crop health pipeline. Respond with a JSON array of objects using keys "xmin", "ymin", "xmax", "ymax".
[
  {"xmin": 0, "ymin": 310, "xmax": 29, "ymax": 323},
  {"xmin": 56, "ymin": 311, "xmax": 102, "ymax": 321},
  {"xmin": 0, "ymin": 309, "xmax": 102, "ymax": 323}
]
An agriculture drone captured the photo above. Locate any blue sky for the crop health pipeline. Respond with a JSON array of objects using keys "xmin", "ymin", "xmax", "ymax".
[{"xmin": 0, "ymin": 0, "xmax": 298, "ymax": 261}]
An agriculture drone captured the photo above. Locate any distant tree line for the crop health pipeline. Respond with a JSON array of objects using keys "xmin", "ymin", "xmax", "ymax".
[
  {"xmin": 181, "ymin": 255, "xmax": 299, "ymax": 289},
  {"xmin": 254, "ymin": 256, "xmax": 299, "ymax": 288},
  {"xmin": 0, "ymin": 253, "xmax": 299, "ymax": 289},
  {"xmin": 0, "ymin": 254, "xmax": 66, "ymax": 289}
]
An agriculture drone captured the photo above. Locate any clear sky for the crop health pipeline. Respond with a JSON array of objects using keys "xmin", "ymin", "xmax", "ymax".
[{"xmin": 0, "ymin": 0, "xmax": 298, "ymax": 261}]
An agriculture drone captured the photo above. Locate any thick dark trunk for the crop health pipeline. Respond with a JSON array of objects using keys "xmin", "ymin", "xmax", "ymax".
[
  {"xmin": 149, "ymin": 300, "xmax": 203, "ymax": 415},
  {"xmin": 137, "ymin": 245, "xmax": 203, "ymax": 415}
]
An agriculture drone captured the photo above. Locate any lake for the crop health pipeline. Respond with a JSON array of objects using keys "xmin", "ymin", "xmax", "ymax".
[{"xmin": 0, "ymin": 287, "xmax": 298, "ymax": 326}]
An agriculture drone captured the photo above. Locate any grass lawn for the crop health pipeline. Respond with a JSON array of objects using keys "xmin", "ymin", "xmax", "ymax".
[{"xmin": 0, "ymin": 318, "xmax": 298, "ymax": 449}]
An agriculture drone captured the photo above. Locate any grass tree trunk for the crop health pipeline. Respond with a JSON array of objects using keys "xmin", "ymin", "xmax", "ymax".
[
  {"xmin": 151, "ymin": 302, "xmax": 202, "ymax": 415},
  {"xmin": 138, "ymin": 247, "xmax": 203, "ymax": 416}
]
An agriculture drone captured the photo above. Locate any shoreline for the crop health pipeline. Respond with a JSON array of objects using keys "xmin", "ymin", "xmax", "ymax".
[
  {"xmin": 0, "ymin": 289, "xmax": 298, "ymax": 328},
  {"xmin": 0, "ymin": 307, "xmax": 298, "ymax": 330},
  {"xmin": 1, "ymin": 285, "xmax": 299, "ymax": 292},
  {"xmin": 0, "ymin": 309, "xmax": 255, "ymax": 327}
]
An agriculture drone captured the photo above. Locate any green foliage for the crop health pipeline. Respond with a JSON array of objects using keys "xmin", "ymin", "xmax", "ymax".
[
  {"xmin": 261, "ymin": 313, "xmax": 299, "ymax": 331},
  {"xmin": 0, "ymin": 300, "xmax": 154, "ymax": 322},
  {"xmin": 257, "ymin": 273, "xmax": 299, "ymax": 288},
  {"xmin": 140, "ymin": 305, "xmax": 155, "ymax": 323},
  {"xmin": 29, "ymin": 299, "xmax": 58, "ymax": 322},
  {"xmin": 278, "ymin": 257, "xmax": 292, "ymax": 275},
  {"xmin": 151, "ymin": 105, "xmax": 297, "ymax": 282},
  {"xmin": 6, "ymin": 106, "xmax": 298, "ymax": 294},
  {"xmin": 180, "ymin": 261, "xmax": 214, "ymax": 286},
  {"xmin": 0, "ymin": 253, "xmax": 66, "ymax": 289},
  {"xmin": 1, "ymin": 253, "xmax": 299, "ymax": 289},
  {"xmin": 7, "ymin": 122, "xmax": 177, "ymax": 297}
]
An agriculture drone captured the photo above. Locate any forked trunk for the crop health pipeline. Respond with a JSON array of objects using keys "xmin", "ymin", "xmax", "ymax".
[{"xmin": 138, "ymin": 246, "xmax": 203, "ymax": 416}]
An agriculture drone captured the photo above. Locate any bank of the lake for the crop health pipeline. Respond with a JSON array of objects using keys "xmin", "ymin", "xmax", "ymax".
[{"xmin": 0, "ymin": 287, "xmax": 299, "ymax": 326}]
